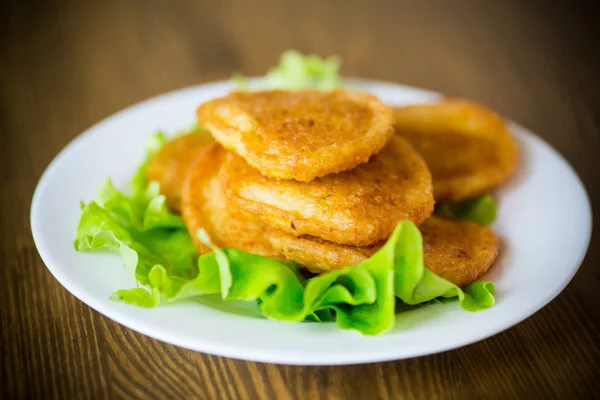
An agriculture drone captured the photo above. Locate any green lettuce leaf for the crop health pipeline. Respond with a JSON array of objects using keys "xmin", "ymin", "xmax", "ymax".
[
  {"xmin": 232, "ymin": 50, "xmax": 344, "ymax": 91},
  {"xmin": 74, "ymin": 181, "xmax": 198, "ymax": 288},
  {"xmin": 434, "ymin": 195, "xmax": 497, "ymax": 226},
  {"xmin": 74, "ymin": 131, "xmax": 199, "ymax": 302}
]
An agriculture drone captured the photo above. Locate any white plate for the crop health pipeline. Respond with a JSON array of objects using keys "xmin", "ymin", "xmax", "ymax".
[{"xmin": 31, "ymin": 79, "xmax": 592, "ymax": 366}]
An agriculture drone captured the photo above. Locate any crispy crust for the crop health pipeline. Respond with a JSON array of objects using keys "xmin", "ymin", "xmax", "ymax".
[
  {"xmin": 146, "ymin": 131, "xmax": 214, "ymax": 212},
  {"xmin": 394, "ymin": 98, "xmax": 518, "ymax": 202},
  {"xmin": 180, "ymin": 143, "xmax": 278, "ymax": 257},
  {"xmin": 266, "ymin": 216, "xmax": 499, "ymax": 288},
  {"xmin": 197, "ymin": 89, "xmax": 395, "ymax": 181},
  {"xmin": 222, "ymin": 135, "xmax": 434, "ymax": 246}
]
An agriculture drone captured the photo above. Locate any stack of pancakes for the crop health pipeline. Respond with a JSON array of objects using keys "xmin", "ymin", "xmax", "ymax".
[{"xmin": 148, "ymin": 89, "xmax": 517, "ymax": 287}]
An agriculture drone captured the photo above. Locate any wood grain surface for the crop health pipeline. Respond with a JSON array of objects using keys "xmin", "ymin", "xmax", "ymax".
[{"xmin": 2, "ymin": 1, "xmax": 599, "ymax": 399}]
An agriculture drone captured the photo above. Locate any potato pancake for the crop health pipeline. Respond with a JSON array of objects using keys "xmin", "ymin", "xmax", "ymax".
[
  {"xmin": 197, "ymin": 89, "xmax": 395, "ymax": 181},
  {"xmin": 418, "ymin": 216, "xmax": 499, "ymax": 288},
  {"xmin": 222, "ymin": 135, "xmax": 434, "ymax": 246},
  {"xmin": 394, "ymin": 98, "xmax": 518, "ymax": 202}
]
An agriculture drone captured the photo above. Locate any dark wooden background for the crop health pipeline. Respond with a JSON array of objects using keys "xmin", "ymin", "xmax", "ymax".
[{"xmin": 2, "ymin": 1, "xmax": 599, "ymax": 399}]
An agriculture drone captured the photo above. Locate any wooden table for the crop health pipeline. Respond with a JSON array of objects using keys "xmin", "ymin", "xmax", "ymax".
[{"xmin": 2, "ymin": 1, "xmax": 599, "ymax": 398}]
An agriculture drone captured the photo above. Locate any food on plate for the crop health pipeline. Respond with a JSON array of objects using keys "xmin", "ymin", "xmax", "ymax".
[
  {"xmin": 146, "ymin": 129, "xmax": 214, "ymax": 212},
  {"xmin": 196, "ymin": 89, "xmax": 395, "ymax": 182},
  {"xmin": 180, "ymin": 143, "xmax": 278, "ymax": 257},
  {"xmin": 222, "ymin": 135, "xmax": 434, "ymax": 246},
  {"xmin": 394, "ymin": 98, "xmax": 518, "ymax": 202},
  {"xmin": 265, "ymin": 216, "xmax": 498, "ymax": 287},
  {"xmin": 73, "ymin": 51, "xmax": 511, "ymax": 336}
]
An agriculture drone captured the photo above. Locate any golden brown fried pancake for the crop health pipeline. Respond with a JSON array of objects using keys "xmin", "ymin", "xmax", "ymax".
[
  {"xmin": 418, "ymin": 216, "xmax": 499, "ymax": 288},
  {"xmin": 394, "ymin": 98, "xmax": 518, "ymax": 202},
  {"xmin": 266, "ymin": 217, "xmax": 499, "ymax": 288},
  {"xmin": 222, "ymin": 135, "xmax": 434, "ymax": 247},
  {"xmin": 180, "ymin": 143, "xmax": 278, "ymax": 257},
  {"xmin": 197, "ymin": 89, "xmax": 395, "ymax": 182},
  {"xmin": 146, "ymin": 130, "xmax": 214, "ymax": 212}
]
